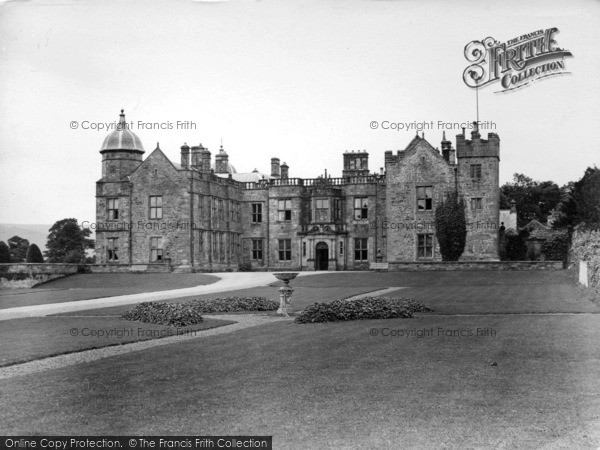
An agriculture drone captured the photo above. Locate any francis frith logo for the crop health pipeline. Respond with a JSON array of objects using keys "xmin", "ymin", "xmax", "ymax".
[{"xmin": 463, "ymin": 27, "xmax": 573, "ymax": 93}]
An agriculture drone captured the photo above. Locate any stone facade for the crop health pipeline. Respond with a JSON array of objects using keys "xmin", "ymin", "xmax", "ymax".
[{"xmin": 95, "ymin": 112, "xmax": 501, "ymax": 272}]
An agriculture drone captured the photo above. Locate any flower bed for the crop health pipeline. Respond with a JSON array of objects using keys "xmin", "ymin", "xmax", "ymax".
[
  {"xmin": 186, "ymin": 296, "xmax": 278, "ymax": 313},
  {"xmin": 122, "ymin": 296, "xmax": 278, "ymax": 327},
  {"xmin": 295, "ymin": 297, "xmax": 432, "ymax": 324}
]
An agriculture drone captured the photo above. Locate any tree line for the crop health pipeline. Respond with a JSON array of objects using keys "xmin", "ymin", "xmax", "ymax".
[{"xmin": 0, "ymin": 219, "xmax": 94, "ymax": 264}]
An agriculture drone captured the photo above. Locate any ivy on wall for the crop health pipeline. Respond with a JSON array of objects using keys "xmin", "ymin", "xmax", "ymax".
[{"xmin": 571, "ymin": 225, "xmax": 600, "ymax": 294}]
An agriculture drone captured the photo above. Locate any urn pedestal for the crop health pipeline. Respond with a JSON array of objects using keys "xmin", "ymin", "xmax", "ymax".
[{"xmin": 273, "ymin": 272, "xmax": 298, "ymax": 316}]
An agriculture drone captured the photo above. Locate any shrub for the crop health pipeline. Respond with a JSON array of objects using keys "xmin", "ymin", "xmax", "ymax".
[
  {"xmin": 122, "ymin": 297, "xmax": 278, "ymax": 327},
  {"xmin": 541, "ymin": 231, "xmax": 570, "ymax": 261},
  {"xmin": 0, "ymin": 241, "xmax": 10, "ymax": 264},
  {"xmin": 294, "ymin": 297, "xmax": 433, "ymax": 324},
  {"xmin": 238, "ymin": 261, "xmax": 252, "ymax": 272},
  {"xmin": 64, "ymin": 250, "xmax": 84, "ymax": 264},
  {"xmin": 25, "ymin": 244, "xmax": 45, "ymax": 263},
  {"xmin": 434, "ymin": 192, "xmax": 467, "ymax": 261}
]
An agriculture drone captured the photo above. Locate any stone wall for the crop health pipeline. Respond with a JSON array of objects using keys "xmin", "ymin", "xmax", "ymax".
[
  {"xmin": 388, "ymin": 261, "xmax": 564, "ymax": 271},
  {"xmin": 0, "ymin": 263, "xmax": 79, "ymax": 275}
]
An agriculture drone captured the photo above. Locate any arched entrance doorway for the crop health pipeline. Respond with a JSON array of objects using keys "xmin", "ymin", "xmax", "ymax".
[{"xmin": 315, "ymin": 242, "xmax": 329, "ymax": 270}]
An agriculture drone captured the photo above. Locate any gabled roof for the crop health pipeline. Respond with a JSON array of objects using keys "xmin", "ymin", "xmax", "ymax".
[
  {"xmin": 399, "ymin": 134, "xmax": 448, "ymax": 164},
  {"xmin": 130, "ymin": 145, "xmax": 181, "ymax": 175}
]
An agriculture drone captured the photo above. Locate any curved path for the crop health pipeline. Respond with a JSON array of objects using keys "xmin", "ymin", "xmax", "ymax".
[{"xmin": 0, "ymin": 271, "xmax": 330, "ymax": 321}]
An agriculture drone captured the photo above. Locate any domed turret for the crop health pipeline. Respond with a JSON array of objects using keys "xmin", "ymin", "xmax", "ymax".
[
  {"xmin": 100, "ymin": 109, "xmax": 144, "ymax": 153},
  {"xmin": 100, "ymin": 109, "xmax": 145, "ymax": 181}
]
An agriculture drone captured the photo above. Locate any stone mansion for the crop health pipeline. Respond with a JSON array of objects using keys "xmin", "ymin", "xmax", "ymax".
[{"xmin": 95, "ymin": 110, "xmax": 501, "ymax": 271}]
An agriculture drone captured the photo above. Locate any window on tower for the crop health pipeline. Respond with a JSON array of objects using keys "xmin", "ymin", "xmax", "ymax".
[
  {"xmin": 470, "ymin": 164, "xmax": 482, "ymax": 179},
  {"xmin": 471, "ymin": 198, "xmax": 483, "ymax": 210},
  {"xmin": 107, "ymin": 238, "xmax": 118, "ymax": 262},
  {"xmin": 107, "ymin": 198, "xmax": 119, "ymax": 220}
]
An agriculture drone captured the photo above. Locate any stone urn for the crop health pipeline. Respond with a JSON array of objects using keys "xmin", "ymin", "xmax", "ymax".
[{"xmin": 273, "ymin": 272, "xmax": 299, "ymax": 316}]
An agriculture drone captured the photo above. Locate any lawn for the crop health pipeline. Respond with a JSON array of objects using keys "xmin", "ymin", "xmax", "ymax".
[
  {"xmin": 0, "ymin": 316, "xmax": 234, "ymax": 367},
  {"xmin": 1, "ymin": 314, "xmax": 599, "ymax": 448},
  {"xmin": 0, "ymin": 273, "xmax": 219, "ymax": 309},
  {"xmin": 1, "ymin": 270, "xmax": 599, "ymax": 447}
]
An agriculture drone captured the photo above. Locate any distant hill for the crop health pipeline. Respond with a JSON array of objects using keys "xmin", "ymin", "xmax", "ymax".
[{"xmin": 0, "ymin": 224, "xmax": 52, "ymax": 251}]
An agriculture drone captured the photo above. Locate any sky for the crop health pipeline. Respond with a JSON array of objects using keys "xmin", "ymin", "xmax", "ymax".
[{"xmin": 0, "ymin": 0, "xmax": 598, "ymax": 225}]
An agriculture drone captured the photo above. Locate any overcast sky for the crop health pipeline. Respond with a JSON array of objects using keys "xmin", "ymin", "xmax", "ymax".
[{"xmin": 0, "ymin": 0, "xmax": 598, "ymax": 225}]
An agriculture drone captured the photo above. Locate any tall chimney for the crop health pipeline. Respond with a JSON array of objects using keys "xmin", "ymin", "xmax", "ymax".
[
  {"xmin": 190, "ymin": 145, "xmax": 201, "ymax": 170},
  {"xmin": 280, "ymin": 162, "xmax": 289, "ymax": 179},
  {"xmin": 201, "ymin": 146, "xmax": 211, "ymax": 173},
  {"xmin": 180, "ymin": 143, "xmax": 190, "ymax": 169},
  {"xmin": 441, "ymin": 131, "xmax": 453, "ymax": 163},
  {"xmin": 271, "ymin": 158, "xmax": 280, "ymax": 178}
]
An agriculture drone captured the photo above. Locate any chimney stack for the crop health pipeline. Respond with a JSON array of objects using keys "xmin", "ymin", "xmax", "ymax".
[
  {"xmin": 271, "ymin": 158, "xmax": 281, "ymax": 178},
  {"xmin": 441, "ymin": 131, "xmax": 455, "ymax": 164},
  {"xmin": 180, "ymin": 143, "xmax": 190, "ymax": 169},
  {"xmin": 201, "ymin": 146, "xmax": 211, "ymax": 173},
  {"xmin": 190, "ymin": 145, "xmax": 201, "ymax": 170},
  {"xmin": 280, "ymin": 162, "xmax": 289, "ymax": 179}
]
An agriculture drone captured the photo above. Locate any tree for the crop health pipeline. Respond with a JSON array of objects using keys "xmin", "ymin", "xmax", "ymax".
[
  {"xmin": 434, "ymin": 192, "xmax": 467, "ymax": 261},
  {"xmin": 500, "ymin": 173, "xmax": 561, "ymax": 227},
  {"xmin": 7, "ymin": 236, "xmax": 30, "ymax": 263},
  {"xmin": 554, "ymin": 166, "xmax": 600, "ymax": 227},
  {"xmin": 44, "ymin": 218, "xmax": 94, "ymax": 263},
  {"xmin": 0, "ymin": 241, "xmax": 10, "ymax": 263},
  {"xmin": 26, "ymin": 244, "xmax": 45, "ymax": 263}
]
